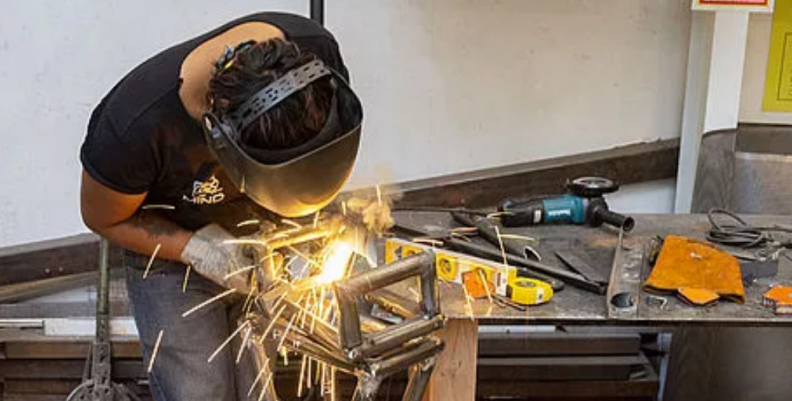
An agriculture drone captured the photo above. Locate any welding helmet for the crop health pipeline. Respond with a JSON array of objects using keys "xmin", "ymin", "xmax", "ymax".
[{"xmin": 201, "ymin": 59, "xmax": 363, "ymax": 217}]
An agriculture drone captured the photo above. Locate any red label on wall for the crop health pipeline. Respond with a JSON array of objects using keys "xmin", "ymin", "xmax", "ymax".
[{"xmin": 693, "ymin": 0, "xmax": 773, "ymax": 10}]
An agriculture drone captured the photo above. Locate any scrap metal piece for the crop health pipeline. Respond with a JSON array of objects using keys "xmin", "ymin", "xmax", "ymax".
[
  {"xmin": 555, "ymin": 249, "xmax": 609, "ymax": 284},
  {"xmin": 606, "ymin": 229, "xmax": 644, "ymax": 319}
]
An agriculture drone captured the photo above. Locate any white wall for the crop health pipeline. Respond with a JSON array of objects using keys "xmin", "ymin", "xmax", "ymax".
[
  {"xmin": 740, "ymin": 12, "xmax": 792, "ymax": 124},
  {"xmin": 0, "ymin": 0, "xmax": 693, "ymax": 247}
]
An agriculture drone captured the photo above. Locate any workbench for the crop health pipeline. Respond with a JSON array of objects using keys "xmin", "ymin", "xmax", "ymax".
[
  {"xmin": 391, "ymin": 212, "xmax": 792, "ymax": 401},
  {"xmin": 2, "ymin": 213, "xmax": 791, "ymax": 400}
]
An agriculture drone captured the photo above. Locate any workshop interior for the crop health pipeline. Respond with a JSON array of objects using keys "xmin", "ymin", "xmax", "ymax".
[{"xmin": 2, "ymin": 0, "xmax": 792, "ymax": 400}]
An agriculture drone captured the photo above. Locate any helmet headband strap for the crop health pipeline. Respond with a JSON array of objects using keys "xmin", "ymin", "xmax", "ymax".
[{"xmin": 227, "ymin": 59, "xmax": 332, "ymax": 133}]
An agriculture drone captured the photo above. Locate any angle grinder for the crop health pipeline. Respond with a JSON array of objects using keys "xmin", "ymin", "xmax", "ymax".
[{"xmin": 498, "ymin": 177, "xmax": 635, "ymax": 231}]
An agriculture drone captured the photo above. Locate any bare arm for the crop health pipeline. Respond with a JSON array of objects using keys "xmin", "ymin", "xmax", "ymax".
[{"xmin": 80, "ymin": 170, "xmax": 191, "ymax": 261}]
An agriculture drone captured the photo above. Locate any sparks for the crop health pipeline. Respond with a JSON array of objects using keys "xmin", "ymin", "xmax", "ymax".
[
  {"xmin": 257, "ymin": 372, "xmax": 274, "ymax": 401},
  {"xmin": 236, "ymin": 325, "xmax": 252, "ymax": 364},
  {"xmin": 284, "ymin": 299, "xmax": 338, "ymax": 333},
  {"xmin": 408, "ymin": 287, "xmax": 421, "ymax": 302},
  {"xmin": 224, "ymin": 265, "xmax": 256, "ymax": 280},
  {"xmin": 141, "ymin": 204, "xmax": 175, "ymax": 210},
  {"xmin": 330, "ymin": 367, "xmax": 337, "ymax": 401},
  {"xmin": 281, "ymin": 219, "xmax": 302, "ymax": 229},
  {"xmin": 315, "ymin": 242, "xmax": 353, "ymax": 285},
  {"xmin": 261, "ymin": 251, "xmax": 279, "ymax": 279},
  {"xmin": 494, "ymin": 226, "xmax": 510, "ymax": 267},
  {"xmin": 498, "ymin": 233, "xmax": 537, "ymax": 242},
  {"xmin": 313, "ymin": 210, "xmax": 321, "ymax": 228},
  {"xmin": 147, "ymin": 329, "xmax": 164, "ymax": 373},
  {"xmin": 341, "ymin": 201, "xmax": 347, "ymax": 216},
  {"xmin": 248, "ymin": 360, "xmax": 270, "ymax": 397},
  {"xmin": 462, "ymin": 282, "xmax": 475, "ymax": 321},
  {"xmin": 182, "ymin": 289, "xmax": 236, "ymax": 318},
  {"xmin": 321, "ymin": 362, "xmax": 327, "ymax": 396},
  {"xmin": 276, "ymin": 313, "xmax": 299, "ymax": 354},
  {"xmin": 477, "ymin": 269, "xmax": 494, "ymax": 304},
  {"xmin": 306, "ymin": 357, "xmax": 313, "ymax": 389},
  {"xmin": 376, "ymin": 184, "xmax": 383, "ymax": 206},
  {"xmin": 143, "ymin": 244, "xmax": 162, "ymax": 279},
  {"xmin": 257, "ymin": 304, "xmax": 288, "ymax": 344},
  {"xmin": 237, "ymin": 219, "xmax": 260, "ymax": 228},
  {"xmin": 223, "ymin": 239, "xmax": 267, "ymax": 246},
  {"xmin": 182, "ymin": 265, "xmax": 191, "ymax": 293},
  {"xmin": 412, "ymin": 238, "xmax": 444, "ymax": 247},
  {"xmin": 486, "ymin": 211, "xmax": 510, "ymax": 219},
  {"xmin": 208, "ymin": 320, "xmax": 251, "ymax": 363},
  {"xmin": 297, "ymin": 354, "xmax": 308, "ymax": 397},
  {"xmin": 242, "ymin": 274, "xmax": 257, "ymax": 314}
]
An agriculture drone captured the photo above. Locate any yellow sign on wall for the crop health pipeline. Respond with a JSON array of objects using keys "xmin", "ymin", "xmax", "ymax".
[{"xmin": 763, "ymin": 0, "xmax": 792, "ymax": 112}]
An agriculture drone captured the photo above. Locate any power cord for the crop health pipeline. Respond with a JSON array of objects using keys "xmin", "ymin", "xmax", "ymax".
[{"xmin": 706, "ymin": 208, "xmax": 792, "ymax": 249}]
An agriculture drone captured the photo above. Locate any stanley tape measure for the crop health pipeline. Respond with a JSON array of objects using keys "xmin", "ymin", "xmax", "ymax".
[{"xmin": 508, "ymin": 278, "xmax": 554, "ymax": 305}]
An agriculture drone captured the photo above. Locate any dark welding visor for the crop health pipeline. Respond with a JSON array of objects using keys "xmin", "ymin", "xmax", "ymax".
[{"xmin": 202, "ymin": 60, "xmax": 362, "ymax": 217}]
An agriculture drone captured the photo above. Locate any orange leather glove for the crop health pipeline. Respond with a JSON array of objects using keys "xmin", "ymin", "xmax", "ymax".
[{"xmin": 643, "ymin": 235, "xmax": 745, "ymax": 304}]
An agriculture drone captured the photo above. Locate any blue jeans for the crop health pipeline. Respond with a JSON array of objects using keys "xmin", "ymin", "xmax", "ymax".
[{"xmin": 125, "ymin": 252, "xmax": 257, "ymax": 401}]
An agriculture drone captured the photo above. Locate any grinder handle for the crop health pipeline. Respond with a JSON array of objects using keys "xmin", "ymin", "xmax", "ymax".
[{"xmin": 592, "ymin": 207, "xmax": 635, "ymax": 232}]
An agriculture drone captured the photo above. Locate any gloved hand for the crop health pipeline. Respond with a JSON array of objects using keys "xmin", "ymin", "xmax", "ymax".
[{"xmin": 180, "ymin": 224, "xmax": 254, "ymax": 293}]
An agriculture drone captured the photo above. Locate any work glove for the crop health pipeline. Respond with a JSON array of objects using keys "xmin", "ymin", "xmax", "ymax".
[{"xmin": 180, "ymin": 224, "xmax": 255, "ymax": 294}]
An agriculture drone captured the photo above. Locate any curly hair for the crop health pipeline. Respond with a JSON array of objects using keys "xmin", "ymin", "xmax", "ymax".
[{"xmin": 207, "ymin": 38, "xmax": 334, "ymax": 151}]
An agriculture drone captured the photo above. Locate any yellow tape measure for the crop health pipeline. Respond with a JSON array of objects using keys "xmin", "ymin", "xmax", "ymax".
[{"xmin": 509, "ymin": 278, "xmax": 554, "ymax": 305}]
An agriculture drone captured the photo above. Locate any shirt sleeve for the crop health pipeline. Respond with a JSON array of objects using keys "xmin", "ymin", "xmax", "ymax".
[{"xmin": 80, "ymin": 109, "xmax": 158, "ymax": 195}]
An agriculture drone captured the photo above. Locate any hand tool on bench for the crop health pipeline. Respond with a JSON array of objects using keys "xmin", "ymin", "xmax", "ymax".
[
  {"xmin": 497, "ymin": 177, "xmax": 635, "ymax": 231},
  {"xmin": 392, "ymin": 222, "xmax": 565, "ymax": 291},
  {"xmin": 451, "ymin": 211, "xmax": 606, "ymax": 294}
]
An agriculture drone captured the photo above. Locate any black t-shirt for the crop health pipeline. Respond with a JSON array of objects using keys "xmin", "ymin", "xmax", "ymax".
[{"xmin": 81, "ymin": 12, "xmax": 349, "ymax": 232}]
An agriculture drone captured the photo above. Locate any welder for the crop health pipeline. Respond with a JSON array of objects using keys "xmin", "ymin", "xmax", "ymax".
[{"xmin": 79, "ymin": 12, "xmax": 363, "ymax": 401}]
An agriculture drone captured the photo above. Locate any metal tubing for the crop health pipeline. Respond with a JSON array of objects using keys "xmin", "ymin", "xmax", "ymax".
[
  {"xmin": 310, "ymin": 0, "xmax": 324, "ymax": 25},
  {"xmin": 97, "ymin": 239, "xmax": 110, "ymax": 317},
  {"xmin": 248, "ymin": 339, "xmax": 279, "ymax": 401},
  {"xmin": 281, "ymin": 299, "xmax": 339, "ymax": 350},
  {"xmin": 368, "ymin": 337, "xmax": 444, "ymax": 378},
  {"xmin": 419, "ymin": 257, "xmax": 440, "ymax": 316},
  {"xmin": 336, "ymin": 289, "xmax": 363, "ymax": 351},
  {"xmin": 364, "ymin": 289, "xmax": 419, "ymax": 319},
  {"xmin": 336, "ymin": 252, "xmax": 435, "ymax": 298},
  {"xmin": 402, "ymin": 357, "xmax": 438, "ymax": 401},
  {"xmin": 357, "ymin": 315, "xmax": 445, "ymax": 360}
]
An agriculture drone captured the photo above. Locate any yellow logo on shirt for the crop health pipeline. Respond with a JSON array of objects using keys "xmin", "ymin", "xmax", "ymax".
[{"xmin": 182, "ymin": 175, "xmax": 225, "ymax": 205}]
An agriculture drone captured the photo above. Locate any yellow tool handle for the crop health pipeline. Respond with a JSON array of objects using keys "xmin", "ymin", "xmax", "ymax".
[{"xmin": 509, "ymin": 278, "xmax": 553, "ymax": 305}]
